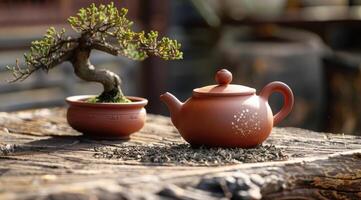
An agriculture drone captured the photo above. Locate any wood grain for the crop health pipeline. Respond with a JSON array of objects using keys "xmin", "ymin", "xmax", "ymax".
[{"xmin": 1, "ymin": 108, "xmax": 361, "ymax": 199}]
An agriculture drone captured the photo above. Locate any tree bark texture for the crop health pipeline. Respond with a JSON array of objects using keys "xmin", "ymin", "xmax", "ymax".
[{"xmin": 71, "ymin": 47, "xmax": 126, "ymax": 102}]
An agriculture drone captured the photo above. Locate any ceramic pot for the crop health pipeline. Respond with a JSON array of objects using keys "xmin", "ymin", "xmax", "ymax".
[
  {"xmin": 66, "ymin": 95, "xmax": 147, "ymax": 139},
  {"xmin": 160, "ymin": 69, "xmax": 294, "ymax": 148}
]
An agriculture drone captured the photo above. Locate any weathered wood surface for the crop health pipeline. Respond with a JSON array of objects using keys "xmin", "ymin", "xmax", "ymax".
[{"xmin": 0, "ymin": 108, "xmax": 361, "ymax": 199}]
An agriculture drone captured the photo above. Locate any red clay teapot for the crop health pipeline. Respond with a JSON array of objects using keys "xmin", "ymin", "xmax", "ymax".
[{"xmin": 160, "ymin": 69, "xmax": 294, "ymax": 148}]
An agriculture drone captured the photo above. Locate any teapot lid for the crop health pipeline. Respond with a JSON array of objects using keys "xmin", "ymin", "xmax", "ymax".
[{"xmin": 193, "ymin": 69, "xmax": 256, "ymax": 97}]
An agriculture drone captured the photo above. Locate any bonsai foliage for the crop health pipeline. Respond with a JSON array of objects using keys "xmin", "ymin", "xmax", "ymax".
[{"xmin": 6, "ymin": 2, "xmax": 183, "ymax": 103}]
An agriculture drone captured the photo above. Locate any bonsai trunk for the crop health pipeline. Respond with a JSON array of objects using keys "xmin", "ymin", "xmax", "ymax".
[{"xmin": 71, "ymin": 48, "xmax": 129, "ymax": 103}]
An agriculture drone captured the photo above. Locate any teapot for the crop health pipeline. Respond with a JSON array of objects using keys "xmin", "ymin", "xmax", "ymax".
[{"xmin": 160, "ymin": 69, "xmax": 294, "ymax": 148}]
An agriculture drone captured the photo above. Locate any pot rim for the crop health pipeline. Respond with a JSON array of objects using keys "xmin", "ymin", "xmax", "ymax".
[{"xmin": 66, "ymin": 95, "xmax": 148, "ymax": 108}]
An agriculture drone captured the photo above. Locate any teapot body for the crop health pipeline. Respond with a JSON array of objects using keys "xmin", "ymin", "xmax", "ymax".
[
  {"xmin": 160, "ymin": 69, "xmax": 294, "ymax": 148},
  {"xmin": 176, "ymin": 94, "xmax": 273, "ymax": 148}
]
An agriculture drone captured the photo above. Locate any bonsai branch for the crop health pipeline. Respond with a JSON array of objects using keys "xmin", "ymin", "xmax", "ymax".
[
  {"xmin": 92, "ymin": 41, "xmax": 121, "ymax": 56},
  {"xmin": 5, "ymin": 3, "xmax": 183, "ymax": 103},
  {"xmin": 7, "ymin": 49, "xmax": 75, "ymax": 82}
]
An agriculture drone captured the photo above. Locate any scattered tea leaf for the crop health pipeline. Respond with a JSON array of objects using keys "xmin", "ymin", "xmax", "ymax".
[{"xmin": 93, "ymin": 143, "xmax": 287, "ymax": 166}]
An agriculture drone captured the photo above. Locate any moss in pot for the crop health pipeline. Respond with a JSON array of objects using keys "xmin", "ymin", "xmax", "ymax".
[{"xmin": 5, "ymin": 2, "xmax": 183, "ymax": 138}]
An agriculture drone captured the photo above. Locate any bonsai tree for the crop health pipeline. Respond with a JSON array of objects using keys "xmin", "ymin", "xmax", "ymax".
[{"xmin": 6, "ymin": 2, "xmax": 183, "ymax": 103}]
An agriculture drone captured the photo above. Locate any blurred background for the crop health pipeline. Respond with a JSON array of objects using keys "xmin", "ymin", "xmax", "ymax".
[{"xmin": 1, "ymin": 0, "xmax": 361, "ymax": 135}]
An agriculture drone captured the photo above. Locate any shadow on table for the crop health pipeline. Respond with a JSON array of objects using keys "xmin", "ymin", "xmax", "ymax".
[{"xmin": 1, "ymin": 136, "xmax": 131, "ymax": 156}]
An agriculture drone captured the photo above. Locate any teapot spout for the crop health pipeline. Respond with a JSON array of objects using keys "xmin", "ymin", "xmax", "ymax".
[{"xmin": 160, "ymin": 92, "xmax": 183, "ymax": 127}]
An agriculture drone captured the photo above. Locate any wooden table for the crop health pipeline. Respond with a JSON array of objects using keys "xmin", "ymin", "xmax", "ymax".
[{"xmin": 1, "ymin": 108, "xmax": 361, "ymax": 199}]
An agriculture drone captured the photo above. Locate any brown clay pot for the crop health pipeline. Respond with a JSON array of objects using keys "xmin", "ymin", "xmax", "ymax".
[
  {"xmin": 66, "ymin": 95, "xmax": 148, "ymax": 139},
  {"xmin": 161, "ymin": 69, "xmax": 294, "ymax": 148}
]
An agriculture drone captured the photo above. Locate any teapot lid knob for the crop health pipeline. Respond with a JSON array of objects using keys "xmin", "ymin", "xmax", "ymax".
[
  {"xmin": 193, "ymin": 68, "xmax": 256, "ymax": 96},
  {"xmin": 215, "ymin": 69, "xmax": 232, "ymax": 85}
]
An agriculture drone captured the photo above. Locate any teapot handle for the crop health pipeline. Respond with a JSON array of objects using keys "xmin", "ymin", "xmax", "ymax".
[{"xmin": 260, "ymin": 81, "xmax": 294, "ymax": 125}]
